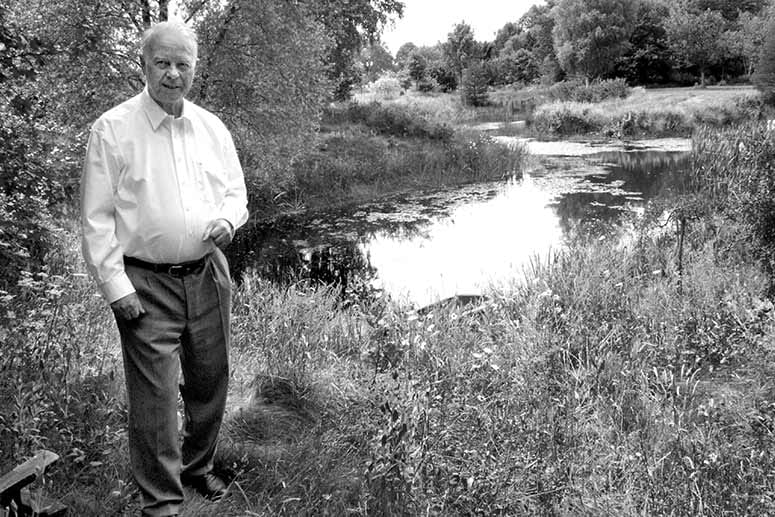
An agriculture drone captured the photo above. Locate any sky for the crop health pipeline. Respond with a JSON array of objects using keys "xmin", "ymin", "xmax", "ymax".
[{"xmin": 380, "ymin": 0, "xmax": 547, "ymax": 55}]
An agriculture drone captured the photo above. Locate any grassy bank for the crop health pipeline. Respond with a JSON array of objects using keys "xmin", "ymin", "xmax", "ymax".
[
  {"xmin": 530, "ymin": 86, "xmax": 763, "ymax": 138},
  {"xmin": 251, "ymin": 101, "xmax": 526, "ymax": 216},
  {"xmin": 358, "ymin": 84, "xmax": 765, "ymax": 140},
  {"xmin": 3, "ymin": 123, "xmax": 775, "ymax": 515}
]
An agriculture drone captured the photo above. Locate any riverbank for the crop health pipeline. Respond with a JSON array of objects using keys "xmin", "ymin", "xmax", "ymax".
[
  {"xmin": 3, "ymin": 122, "xmax": 775, "ymax": 515},
  {"xmin": 359, "ymin": 85, "xmax": 765, "ymax": 140},
  {"xmin": 250, "ymin": 101, "xmax": 527, "ymax": 218}
]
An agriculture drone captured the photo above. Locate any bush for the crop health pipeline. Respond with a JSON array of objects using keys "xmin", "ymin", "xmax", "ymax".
[
  {"xmin": 416, "ymin": 76, "xmax": 437, "ymax": 93},
  {"xmin": 323, "ymin": 102, "xmax": 453, "ymax": 141},
  {"xmin": 429, "ymin": 63, "xmax": 457, "ymax": 92},
  {"xmin": 547, "ymin": 78, "xmax": 630, "ymax": 103},
  {"xmin": 367, "ymin": 74, "xmax": 403, "ymax": 100}
]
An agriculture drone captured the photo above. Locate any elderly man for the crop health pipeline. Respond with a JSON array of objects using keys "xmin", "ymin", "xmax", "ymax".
[{"xmin": 81, "ymin": 20, "xmax": 247, "ymax": 517}]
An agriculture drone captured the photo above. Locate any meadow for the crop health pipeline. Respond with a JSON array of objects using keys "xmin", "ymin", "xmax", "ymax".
[{"xmin": 4, "ymin": 112, "xmax": 775, "ymax": 515}]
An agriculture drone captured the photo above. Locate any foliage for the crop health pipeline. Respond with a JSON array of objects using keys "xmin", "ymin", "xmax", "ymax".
[
  {"xmin": 0, "ymin": 230, "xmax": 129, "ymax": 515},
  {"xmin": 614, "ymin": 1, "xmax": 672, "ymax": 85},
  {"xmin": 358, "ymin": 42, "xmax": 395, "ymax": 83},
  {"xmin": 753, "ymin": 18, "xmax": 775, "ymax": 105},
  {"xmin": 547, "ymin": 77, "xmax": 630, "ymax": 103},
  {"xmin": 690, "ymin": 123, "xmax": 775, "ymax": 288},
  {"xmin": 690, "ymin": 0, "xmax": 769, "ymax": 21},
  {"xmin": 301, "ymin": 0, "xmax": 404, "ymax": 100},
  {"xmin": 551, "ymin": 0, "xmax": 637, "ymax": 80},
  {"xmin": 443, "ymin": 22, "xmax": 478, "ymax": 81},
  {"xmin": 293, "ymin": 106, "xmax": 525, "ymax": 208},
  {"xmin": 731, "ymin": 11, "xmax": 769, "ymax": 77},
  {"xmin": 665, "ymin": 6, "xmax": 728, "ymax": 86},
  {"xmin": 490, "ymin": 49, "xmax": 540, "ymax": 86},
  {"xmin": 0, "ymin": 7, "xmax": 70, "ymax": 289},
  {"xmin": 428, "ymin": 62, "xmax": 458, "ymax": 92},
  {"xmin": 406, "ymin": 52, "xmax": 427, "ymax": 87},
  {"xmin": 192, "ymin": 0, "xmax": 331, "ymax": 190},
  {"xmin": 531, "ymin": 87, "xmax": 759, "ymax": 137},
  {"xmin": 395, "ymin": 42, "xmax": 418, "ymax": 69},
  {"xmin": 323, "ymin": 102, "xmax": 453, "ymax": 140},
  {"xmin": 460, "ymin": 62, "xmax": 490, "ymax": 107},
  {"xmin": 366, "ymin": 74, "xmax": 404, "ymax": 100}
]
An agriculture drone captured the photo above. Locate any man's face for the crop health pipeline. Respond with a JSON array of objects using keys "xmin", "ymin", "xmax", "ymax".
[{"xmin": 143, "ymin": 29, "xmax": 196, "ymax": 114}]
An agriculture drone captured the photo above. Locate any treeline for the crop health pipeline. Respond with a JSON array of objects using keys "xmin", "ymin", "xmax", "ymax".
[
  {"xmin": 365, "ymin": 0, "xmax": 772, "ymax": 101},
  {"xmin": 0, "ymin": 0, "xmax": 402, "ymax": 289}
]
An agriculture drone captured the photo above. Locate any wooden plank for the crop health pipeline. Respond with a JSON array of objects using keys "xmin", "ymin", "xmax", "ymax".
[{"xmin": 0, "ymin": 450, "xmax": 59, "ymax": 502}]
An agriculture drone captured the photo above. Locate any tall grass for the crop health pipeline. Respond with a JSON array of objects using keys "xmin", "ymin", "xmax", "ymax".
[
  {"xmin": 5, "ymin": 123, "xmax": 775, "ymax": 515},
  {"xmin": 532, "ymin": 87, "xmax": 763, "ymax": 138},
  {"xmin": 291, "ymin": 102, "xmax": 526, "ymax": 209}
]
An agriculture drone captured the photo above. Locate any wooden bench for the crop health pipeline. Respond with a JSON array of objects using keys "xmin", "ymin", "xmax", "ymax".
[{"xmin": 0, "ymin": 450, "xmax": 67, "ymax": 516}]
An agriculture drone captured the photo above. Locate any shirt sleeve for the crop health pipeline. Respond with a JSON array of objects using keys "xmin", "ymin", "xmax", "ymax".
[
  {"xmin": 80, "ymin": 123, "xmax": 135, "ymax": 304},
  {"xmin": 217, "ymin": 129, "xmax": 249, "ymax": 233}
]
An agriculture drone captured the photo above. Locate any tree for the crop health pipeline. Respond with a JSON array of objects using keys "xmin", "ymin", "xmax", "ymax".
[
  {"xmin": 407, "ymin": 52, "xmax": 427, "ymax": 87},
  {"xmin": 732, "ymin": 11, "xmax": 769, "ymax": 77},
  {"xmin": 493, "ymin": 22, "xmax": 520, "ymax": 54},
  {"xmin": 614, "ymin": 0, "xmax": 672, "ymax": 85},
  {"xmin": 443, "ymin": 22, "xmax": 478, "ymax": 82},
  {"xmin": 192, "ymin": 0, "xmax": 331, "ymax": 188},
  {"xmin": 300, "ymin": 0, "xmax": 404, "ymax": 100},
  {"xmin": 665, "ymin": 6, "xmax": 727, "ymax": 85},
  {"xmin": 690, "ymin": 0, "xmax": 768, "ymax": 21},
  {"xmin": 551, "ymin": 0, "xmax": 637, "ymax": 80},
  {"xmin": 460, "ymin": 61, "xmax": 489, "ymax": 106},
  {"xmin": 429, "ymin": 62, "xmax": 457, "ymax": 91},
  {"xmin": 359, "ymin": 42, "xmax": 395, "ymax": 83},
  {"xmin": 492, "ymin": 48, "xmax": 540, "ymax": 85},
  {"xmin": 395, "ymin": 41, "xmax": 418, "ymax": 69}
]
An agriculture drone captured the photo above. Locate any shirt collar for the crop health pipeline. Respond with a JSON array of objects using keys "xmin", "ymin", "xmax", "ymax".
[{"xmin": 141, "ymin": 88, "xmax": 192, "ymax": 131}]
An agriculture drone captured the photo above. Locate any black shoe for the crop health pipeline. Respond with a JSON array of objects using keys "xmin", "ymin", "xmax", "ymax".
[{"xmin": 181, "ymin": 472, "xmax": 228, "ymax": 501}]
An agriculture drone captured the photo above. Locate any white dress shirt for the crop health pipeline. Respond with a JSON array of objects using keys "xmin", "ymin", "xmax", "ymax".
[{"xmin": 81, "ymin": 88, "xmax": 249, "ymax": 303}]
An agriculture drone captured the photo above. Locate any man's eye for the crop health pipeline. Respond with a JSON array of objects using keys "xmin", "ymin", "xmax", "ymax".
[
  {"xmin": 156, "ymin": 61, "xmax": 169, "ymax": 68},
  {"xmin": 178, "ymin": 64, "xmax": 189, "ymax": 71}
]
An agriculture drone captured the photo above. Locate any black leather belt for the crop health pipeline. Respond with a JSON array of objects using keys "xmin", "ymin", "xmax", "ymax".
[{"xmin": 123, "ymin": 254, "xmax": 210, "ymax": 277}]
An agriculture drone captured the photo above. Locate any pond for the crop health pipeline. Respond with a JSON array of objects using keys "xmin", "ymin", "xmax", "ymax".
[{"xmin": 228, "ymin": 137, "xmax": 691, "ymax": 308}]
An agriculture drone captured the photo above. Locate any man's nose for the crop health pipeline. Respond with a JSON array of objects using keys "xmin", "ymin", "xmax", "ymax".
[{"xmin": 167, "ymin": 66, "xmax": 180, "ymax": 79}]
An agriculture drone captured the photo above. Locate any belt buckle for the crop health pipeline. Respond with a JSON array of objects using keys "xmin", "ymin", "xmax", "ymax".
[{"xmin": 168, "ymin": 264, "xmax": 185, "ymax": 277}]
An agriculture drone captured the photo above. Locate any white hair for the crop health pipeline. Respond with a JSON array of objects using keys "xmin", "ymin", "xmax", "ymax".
[{"xmin": 141, "ymin": 20, "xmax": 198, "ymax": 61}]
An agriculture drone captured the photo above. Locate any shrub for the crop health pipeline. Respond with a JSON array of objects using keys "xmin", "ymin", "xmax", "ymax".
[
  {"xmin": 367, "ymin": 74, "xmax": 403, "ymax": 100},
  {"xmin": 323, "ymin": 102, "xmax": 453, "ymax": 141},
  {"xmin": 416, "ymin": 76, "xmax": 437, "ymax": 93},
  {"xmin": 429, "ymin": 63, "xmax": 457, "ymax": 92},
  {"xmin": 547, "ymin": 78, "xmax": 630, "ymax": 103}
]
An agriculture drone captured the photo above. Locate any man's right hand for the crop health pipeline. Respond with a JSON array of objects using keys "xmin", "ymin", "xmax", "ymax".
[{"xmin": 111, "ymin": 292, "xmax": 146, "ymax": 320}]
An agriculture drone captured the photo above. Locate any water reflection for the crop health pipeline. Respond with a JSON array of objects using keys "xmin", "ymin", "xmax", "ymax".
[{"xmin": 228, "ymin": 140, "xmax": 691, "ymax": 307}]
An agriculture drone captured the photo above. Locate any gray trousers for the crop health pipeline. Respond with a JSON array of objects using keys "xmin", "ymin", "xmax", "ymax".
[{"xmin": 116, "ymin": 249, "xmax": 231, "ymax": 517}]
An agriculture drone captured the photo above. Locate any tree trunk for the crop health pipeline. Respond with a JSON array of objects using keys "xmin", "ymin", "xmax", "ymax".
[{"xmin": 159, "ymin": 0, "xmax": 169, "ymax": 21}]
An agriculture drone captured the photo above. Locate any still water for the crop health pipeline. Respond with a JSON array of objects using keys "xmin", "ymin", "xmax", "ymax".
[{"xmin": 229, "ymin": 137, "xmax": 691, "ymax": 308}]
